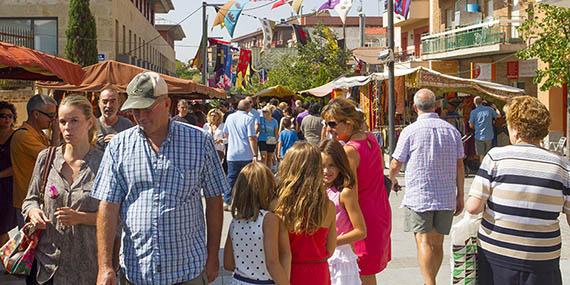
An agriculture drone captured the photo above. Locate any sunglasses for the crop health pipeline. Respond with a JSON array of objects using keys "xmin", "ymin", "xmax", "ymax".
[
  {"xmin": 36, "ymin": 110, "xmax": 57, "ymax": 119},
  {"xmin": 0, "ymin": 113, "xmax": 14, "ymax": 119},
  {"xmin": 325, "ymin": 121, "xmax": 341, "ymax": 128}
]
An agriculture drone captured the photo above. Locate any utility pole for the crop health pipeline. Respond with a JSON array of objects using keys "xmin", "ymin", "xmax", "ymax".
[
  {"xmin": 387, "ymin": 0, "xmax": 396, "ymax": 156},
  {"xmin": 201, "ymin": 1, "xmax": 208, "ymax": 85},
  {"xmin": 358, "ymin": 0, "xmax": 365, "ymax": 47}
]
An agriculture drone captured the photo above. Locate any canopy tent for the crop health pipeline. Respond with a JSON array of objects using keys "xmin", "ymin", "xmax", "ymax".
[
  {"xmin": 0, "ymin": 41, "xmax": 85, "ymax": 85},
  {"xmin": 300, "ymin": 67, "xmax": 526, "ymax": 101},
  {"xmin": 254, "ymin": 85, "xmax": 296, "ymax": 98},
  {"xmin": 37, "ymin": 60, "xmax": 226, "ymax": 99}
]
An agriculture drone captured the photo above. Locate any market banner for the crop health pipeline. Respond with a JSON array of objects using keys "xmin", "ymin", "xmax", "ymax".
[
  {"xmin": 506, "ymin": 61, "xmax": 519, "ymax": 79},
  {"xmin": 214, "ymin": 45, "xmax": 232, "ymax": 89},
  {"xmin": 395, "ymin": 0, "xmax": 411, "ymax": 18},
  {"xmin": 292, "ymin": 24, "xmax": 310, "ymax": 45},
  {"xmin": 236, "ymin": 49, "xmax": 252, "ymax": 88},
  {"xmin": 470, "ymin": 63, "xmax": 495, "ymax": 81},
  {"xmin": 259, "ymin": 18, "xmax": 276, "ymax": 54}
]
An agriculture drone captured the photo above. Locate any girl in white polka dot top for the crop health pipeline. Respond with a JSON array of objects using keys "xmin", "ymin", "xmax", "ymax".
[{"xmin": 223, "ymin": 162, "xmax": 291, "ymax": 285}]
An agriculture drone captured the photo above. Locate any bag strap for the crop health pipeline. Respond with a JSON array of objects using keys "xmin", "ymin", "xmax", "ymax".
[{"xmin": 38, "ymin": 147, "xmax": 57, "ymax": 204}]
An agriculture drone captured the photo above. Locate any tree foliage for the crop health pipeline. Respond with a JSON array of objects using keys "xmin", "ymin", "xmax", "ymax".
[
  {"xmin": 256, "ymin": 24, "xmax": 352, "ymax": 93},
  {"xmin": 65, "ymin": 0, "xmax": 98, "ymax": 66},
  {"xmin": 175, "ymin": 60, "xmax": 202, "ymax": 82},
  {"xmin": 517, "ymin": 4, "xmax": 570, "ymax": 91}
]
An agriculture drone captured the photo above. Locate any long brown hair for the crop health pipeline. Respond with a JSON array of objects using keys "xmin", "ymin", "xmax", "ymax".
[
  {"xmin": 319, "ymin": 139, "xmax": 356, "ymax": 190},
  {"xmin": 231, "ymin": 162, "xmax": 276, "ymax": 221},
  {"xmin": 276, "ymin": 142, "xmax": 328, "ymax": 233}
]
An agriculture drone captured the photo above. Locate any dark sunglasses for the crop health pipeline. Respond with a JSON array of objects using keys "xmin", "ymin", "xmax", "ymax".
[
  {"xmin": 325, "ymin": 121, "xmax": 340, "ymax": 128},
  {"xmin": 0, "ymin": 113, "xmax": 14, "ymax": 119},
  {"xmin": 36, "ymin": 109, "xmax": 57, "ymax": 119}
]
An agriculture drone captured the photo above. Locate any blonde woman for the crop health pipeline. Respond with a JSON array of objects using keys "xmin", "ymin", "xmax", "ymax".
[
  {"xmin": 203, "ymin": 108, "xmax": 226, "ymax": 161},
  {"xmin": 22, "ymin": 95, "xmax": 103, "ymax": 285}
]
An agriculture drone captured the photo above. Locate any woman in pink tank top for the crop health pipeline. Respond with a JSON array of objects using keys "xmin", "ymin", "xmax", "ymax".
[{"xmin": 322, "ymin": 98, "xmax": 392, "ymax": 285}]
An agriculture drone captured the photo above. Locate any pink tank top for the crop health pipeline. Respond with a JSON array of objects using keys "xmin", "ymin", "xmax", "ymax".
[{"xmin": 326, "ymin": 186, "xmax": 353, "ymax": 236}]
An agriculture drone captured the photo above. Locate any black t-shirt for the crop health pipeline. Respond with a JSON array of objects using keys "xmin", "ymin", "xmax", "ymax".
[{"xmin": 172, "ymin": 113, "xmax": 197, "ymax": 125}]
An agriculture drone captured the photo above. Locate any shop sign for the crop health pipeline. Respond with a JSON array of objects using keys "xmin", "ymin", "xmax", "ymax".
[
  {"xmin": 519, "ymin": 59, "xmax": 537, "ymax": 78},
  {"xmin": 507, "ymin": 61, "xmax": 519, "ymax": 79},
  {"xmin": 471, "ymin": 63, "xmax": 495, "ymax": 81}
]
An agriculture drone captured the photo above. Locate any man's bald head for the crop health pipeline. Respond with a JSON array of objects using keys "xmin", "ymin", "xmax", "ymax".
[
  {"xmin": 413, "ymin": 88, "xmax": 436, "ymax": 113},
  {"xmin": 237, "ymin": 99, "xmax": 251, "ymax": 111}
]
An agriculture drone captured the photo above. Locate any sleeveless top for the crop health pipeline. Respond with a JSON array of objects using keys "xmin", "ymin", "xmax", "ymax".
[
  {"xmin": 326, "ymin": 186, "xmax": 353, "ymax": 236},
  {"xmin": 346, "ymin": 133, "xmax": 392, "ymax": 271},
  {"xmin": 230, "ymin": 210, "xmax": 273, "ymax": 281},
  {"xmin": 289, "ymin": 227, "xmax": 330, "ymax": 263}
]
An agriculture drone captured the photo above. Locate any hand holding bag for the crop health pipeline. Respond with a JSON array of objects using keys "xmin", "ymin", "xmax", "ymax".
[{"xmin": 0, "ymin": 147, "xmax": 56, "ymax": 275}]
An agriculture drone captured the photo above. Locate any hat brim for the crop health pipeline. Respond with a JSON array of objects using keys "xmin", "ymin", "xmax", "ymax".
[{"xmin": 121, "ymin": 97, "xmax": 157, "ymax": 111}]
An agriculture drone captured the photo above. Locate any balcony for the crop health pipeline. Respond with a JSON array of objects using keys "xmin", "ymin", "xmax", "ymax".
[{"xmin": 421, "ymin": 19, "xmax": 525, "ymax": 60}]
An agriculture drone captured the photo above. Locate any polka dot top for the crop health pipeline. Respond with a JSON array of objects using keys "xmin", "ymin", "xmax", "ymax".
[{"xmin": 229, "ymin": 209, "xmax": 272, "ymax": 281}]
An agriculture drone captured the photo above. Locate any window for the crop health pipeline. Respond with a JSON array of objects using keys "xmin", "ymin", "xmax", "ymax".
[
  {"xmin": 115, "ymin": 20, "xmax": 119, "ymax": 56},
  {"xmin": 0, "ymin": 18, "xmax": 57, "ymax": 55},
  {"xmin": 123, "ymin": 25, "xmax": 126, "ymax": 53},
  {"xmin": 129, "ymin": 30, "xmax": 132, "ymax": 54}
]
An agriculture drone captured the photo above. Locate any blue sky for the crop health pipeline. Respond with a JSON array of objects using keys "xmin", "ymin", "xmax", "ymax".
[{"xmin": 158, "ymin": 0, "xmax": 384, "ymax": 62}]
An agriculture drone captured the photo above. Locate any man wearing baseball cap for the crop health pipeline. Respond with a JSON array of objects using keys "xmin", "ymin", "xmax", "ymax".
[{"xmin": 91, "ymin": 71, "xmax": 227, "ymax": 285}]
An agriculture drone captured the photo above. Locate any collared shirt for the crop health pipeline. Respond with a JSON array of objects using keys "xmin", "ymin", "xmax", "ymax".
[
  {"xmin": 249, "ymin": 108, "xmax": 261, "ymax": 125},
  {"xmin": 392, "ymin": 113, "xmax": 464, "ymax": 212},
  {"xmin": 224, "ymin": 111, "xmax": 256, "ymax": 161},
  {"xmin": 10, "ymin": 122, "xmax": 50, "ymax": 208},
  {"xmin": 91, "ymin": 120, "xmax": 228, "ymax": 285},
  {"xmin": 469, "ymin": 105, "xmax": 497, "ymax": 141},
  {"xmin": 96, "ymin": 116, "xmax": 133, "ymax": 150},
  {"xmin": 22, "ymin": 146, "xmax": 103, "ymax": 285}
]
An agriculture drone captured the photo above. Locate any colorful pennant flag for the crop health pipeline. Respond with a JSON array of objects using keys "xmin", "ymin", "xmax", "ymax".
[
  {"xmin": 395, "ymin": 0, "xmax": 411, "ymax": 18},
  {"xmin": 213, "ymin": 0, "xmax": 250, "ymax": 37},
  {"xmin": 191, "ymin": 34, "xmax": 206, "ymax": 69},
  {"xmin": 259, "ymin": 19, "xmax": 276, "ymax": 54},
  {"xmin": 292, "ymin": 24, "xmax": 310, "ymax": 45},
  {"xmin": 213, "ymin": 1, "xmax": 234, "ymax": 28},
  {"xmin": 271, "ymin": 0, "xmax": 303, "ymax": 14},
  {"xmin": 318, "ymin": 0, "xmax": 340, "ymax": 11},
  {"xmin": 272, "ymin": 0, "xmax": 291, "ymax": 9}
]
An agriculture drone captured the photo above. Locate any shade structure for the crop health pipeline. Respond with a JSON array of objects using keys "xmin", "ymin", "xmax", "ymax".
[
  {"xmin": 37, "ymin": 60, "xmax": 226, "ymax": 99},
  {"xmin": 254, "ymin": 85, "xmax": 296, "ymax": 98},
  {"xmin": 0, "ymin": 41, "xmax": 85, "ymax": 85}
]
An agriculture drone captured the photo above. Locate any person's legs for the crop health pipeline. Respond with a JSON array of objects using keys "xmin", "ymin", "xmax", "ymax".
[
  {"xmin": 415, "ymin": 230, "xmax": 444, "ymax": 285},
  {"xmin": 360, "ymin": 274, "xmax": 376, "ymax": 285},
  {"xmin": 226, "ymin": 160, "xmax": 250, "ymax": 204},
  {"xmin": 266, "ymin": 150, "xmax": 274, "ymax": 168},
  {"xmin": 260, "ymin": 151, "xmax": 269, "ymax": 166}
]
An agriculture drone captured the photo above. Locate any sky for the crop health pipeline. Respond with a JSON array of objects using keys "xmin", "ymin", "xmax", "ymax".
[{"xmin": 157, "ymin": 0, "xmax": 385, "ymax": 62}]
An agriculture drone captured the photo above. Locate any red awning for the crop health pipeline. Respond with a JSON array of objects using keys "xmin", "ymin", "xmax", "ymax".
[{"xmin": 0, "ymin": 41, "xmax": 85, "ymax": 85}]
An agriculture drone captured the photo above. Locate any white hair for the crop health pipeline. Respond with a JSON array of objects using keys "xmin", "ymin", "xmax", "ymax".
[{"xmin": 413, "ymin": 89, "xmax": 436, "ymax": 112}]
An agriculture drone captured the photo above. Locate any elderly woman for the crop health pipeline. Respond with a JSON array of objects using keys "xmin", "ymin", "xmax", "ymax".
[
  {"xmin": 203, "ymin": 108, "xmax": 226, "ymax": 161},
  {"xmin": 466, "ymin": 96, "xmax": 569, "ymax": 285},
  {"xmin": 22, "ymin": 95, "xmax": 103, "ymax": 285},
  {"xmin": 0, "ymin": 101, "xmax": 17, "ymax": 244},
  {"xmin": 321, "ymin": 97, "xmax": 391, "ymax": 285}
]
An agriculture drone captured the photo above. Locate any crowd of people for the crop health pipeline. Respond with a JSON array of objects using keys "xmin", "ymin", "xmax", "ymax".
[{"xmin": 0, "ymin": 71, "xmax": 568, "ymax": 285}]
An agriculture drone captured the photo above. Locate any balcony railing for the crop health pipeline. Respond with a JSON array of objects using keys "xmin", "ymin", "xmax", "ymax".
[{"xmin": 421, "ymin": 20, "xmax": 521, "ymax": 55}]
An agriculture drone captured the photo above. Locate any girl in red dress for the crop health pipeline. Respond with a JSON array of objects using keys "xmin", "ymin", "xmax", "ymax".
[{"xmin": 275, "ymin": 142, "xmax": 337, "ymax": 285}]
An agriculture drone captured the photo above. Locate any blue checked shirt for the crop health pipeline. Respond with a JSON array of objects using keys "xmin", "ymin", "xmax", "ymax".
[
  {"xmin": 91, "ymin": 120, "xmax": 228, "ymax": 285},
  {"xmin": 392, "ymin": 113, "xmax": 464, "ymax": 212}
]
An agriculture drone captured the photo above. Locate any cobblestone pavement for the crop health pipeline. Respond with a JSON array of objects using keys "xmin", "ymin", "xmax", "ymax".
[{"xmin": 3, "ymin": 173, "xmax": 569, "ymax": 285}]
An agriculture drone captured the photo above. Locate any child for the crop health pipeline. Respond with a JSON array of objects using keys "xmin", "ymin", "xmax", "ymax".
[
  {"xmin": 275, "ymin": 142, "xmax": 337, "ymax": 285},
  {"xmin": 320, "ymin": 139, "xmax": 367, "ymax": 285},
  {"xmin": 276, "ymin": 118, "xmax": 299, "ymax": 161},
  {"xmin": 223, "ymin": 162, "xmax": 291, "ymax": 285}
]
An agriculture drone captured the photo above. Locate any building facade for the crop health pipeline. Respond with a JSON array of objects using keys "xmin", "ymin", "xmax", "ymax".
[{"xmin": 0, "ymin": 0, "xmax": 184, "ymax": 75}]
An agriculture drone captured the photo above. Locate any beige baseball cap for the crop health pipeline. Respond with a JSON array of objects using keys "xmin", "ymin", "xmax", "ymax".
[{"xmin": 121, "ymin": 71, "xmax": 168, "ymax": 111}]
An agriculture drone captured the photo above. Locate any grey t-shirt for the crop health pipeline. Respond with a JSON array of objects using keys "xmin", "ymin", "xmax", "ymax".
[
  {"xmin": 96, "ymin": 116, "xmax": 133, "ymax": 150},
  {"xmin": 300, "ymin": 115, "xmax": 323, "ymax": 145}
]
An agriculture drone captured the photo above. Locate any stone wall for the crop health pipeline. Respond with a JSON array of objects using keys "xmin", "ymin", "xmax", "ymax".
[{"xmin": 0, "ymin": 88, "xmax": 34, "ymax": 127}]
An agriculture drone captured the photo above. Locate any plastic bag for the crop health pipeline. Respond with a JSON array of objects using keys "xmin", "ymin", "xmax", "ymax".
[{"xmin": 450, "ymin": 213, "xmax": 481, "ymax": 285}]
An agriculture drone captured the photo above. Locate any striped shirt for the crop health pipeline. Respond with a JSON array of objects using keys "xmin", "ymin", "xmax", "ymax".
[
  {"xmin": 91, "ymin": 120, "xmax": 228, "ymax": 285},
  {"xmin": 469, "ymin": 144, "xmax": 570, "ymax": 271},
  {"xmin": 392, "ymin": 113, "xmax": 464, "ymax": 212}
]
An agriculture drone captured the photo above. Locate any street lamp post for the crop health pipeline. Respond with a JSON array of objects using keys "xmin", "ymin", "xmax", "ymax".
[{"xmin": 387, "ymin": 0, "xmax": 396, "ymax": 156}]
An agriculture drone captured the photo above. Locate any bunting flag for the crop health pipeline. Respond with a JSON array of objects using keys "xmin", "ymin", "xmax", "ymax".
[
  {"xmin": 272, "ymin": 0, "xmax": 303, "ymax": 14},
  {"xmin": 395, "ymin": 0, "xmax": 411, "ymax": 18},
  {"xmin": 272, "ymin": 0, "xmax": 291, "ymax": 9},
  {"xmin": 259, "ymin": 19, "xmax": 276, "ymax": 54},
  {"xmin": 213, "ymin": 0, "xmax": 250, "ymax": 37},
  {"xmin": 236, "ymin": 49, "xmax": 252, "ymax": 89},
  {"xmin": 292, "ymin": 24, "xmax": 310, "ymax": 45},
  {"xmin": 213, "ymin": 45, "xmax": 233, "ymax": 89},
  {"xmin": 318, "ymin": 0, "xmax": 340, "ymax": 11},
  {"xmin": 334, "ymin": 0, "xmax": 353, "ymax": 24},
  {"xmin": 191, "ymin": 34, "xmax": 206, "ymax": 69}
]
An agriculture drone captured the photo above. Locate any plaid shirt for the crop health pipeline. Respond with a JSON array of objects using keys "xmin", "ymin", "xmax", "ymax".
[
  {"xmin": 393, "ymin": 113, "xmax": 464, "ymax": 212},
  {"xmin": 91, "ymin": 120, "xmax": 228, "ymax": 285}
]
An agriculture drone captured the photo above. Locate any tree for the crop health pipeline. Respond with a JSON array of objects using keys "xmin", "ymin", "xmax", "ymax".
[
  {"xmin": 175, "ymin": 60, "xmax": 202, "ymax": 82},
  {"xmin": 254, "ymin": 24, "xmax": 352, "ymax": 93},
  {"xmin": 517, "ymin": 3, "xmax": 570, "ymax": 152},
  {"xmin": 65, "ymin": 0, "xmax": 98, "ymax": 66}
]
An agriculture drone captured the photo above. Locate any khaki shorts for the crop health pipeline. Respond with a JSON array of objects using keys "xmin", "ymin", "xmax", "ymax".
[
  {"xmin": 475, "ymin": 140, "xmax": 493, "ymax": 156},
  {"xmin": 125, "ymin": 272, "xmax": 208, "ymax": 285},
  {"xmin": 403, "ymin": 207, "xmax": 454, "ymax": 235}
]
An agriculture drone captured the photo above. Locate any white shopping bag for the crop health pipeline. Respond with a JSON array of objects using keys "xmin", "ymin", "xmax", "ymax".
[{"xmin": 450, "ymin": 213, "xmax": 481, "ymax": 285}]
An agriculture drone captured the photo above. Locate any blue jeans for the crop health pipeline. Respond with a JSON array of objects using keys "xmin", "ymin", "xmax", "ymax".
[{"xmin": 225, "ymin": 160, "xmax": 252, "ymax": 204}]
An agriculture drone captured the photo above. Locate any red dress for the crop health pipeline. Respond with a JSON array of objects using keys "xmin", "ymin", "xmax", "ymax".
[
  {"xmin": 289, "ymin": 227, "xmax": 331, "ymax": 285},
  {"xmin": 347, "ymin": 133, "xmax": 392, "ymax": 275}
]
